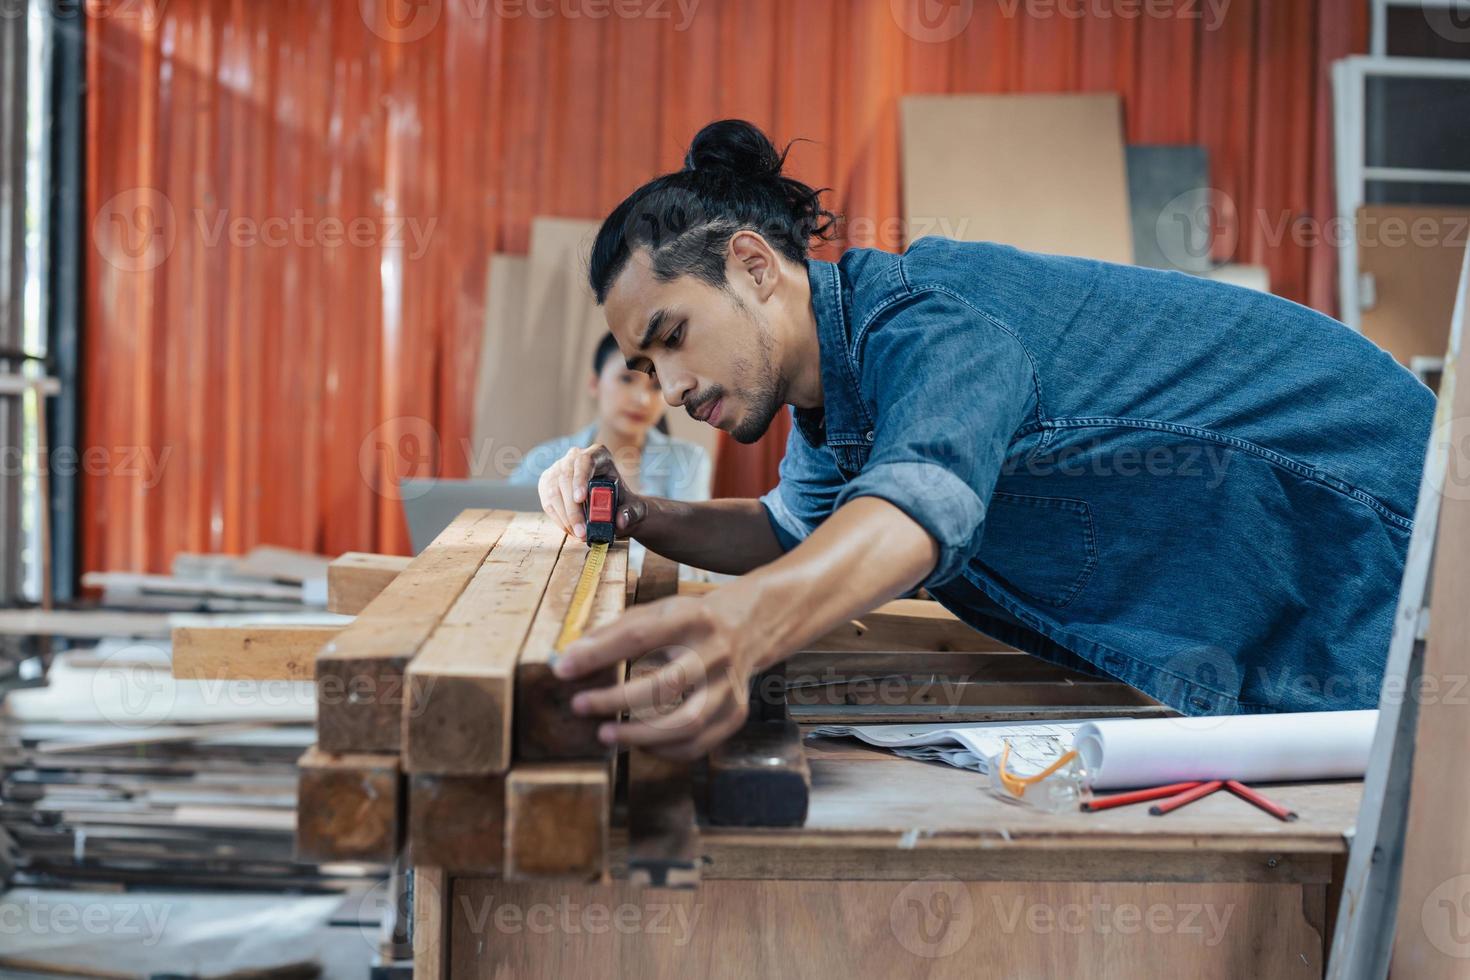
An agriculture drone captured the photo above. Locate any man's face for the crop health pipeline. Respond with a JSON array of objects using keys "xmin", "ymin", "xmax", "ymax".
[{"xmin": 603, "ymin": 249, "xmax": 784, "ymax": 444}]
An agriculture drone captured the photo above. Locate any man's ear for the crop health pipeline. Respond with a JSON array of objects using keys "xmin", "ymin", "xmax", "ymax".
[
  {"xmin": 588, "ymin": 370, "xmax": 600, "ymax": 397},
  {"xmin": 727, "ymin": 230, "xmax": 780, "ymax": 302}
]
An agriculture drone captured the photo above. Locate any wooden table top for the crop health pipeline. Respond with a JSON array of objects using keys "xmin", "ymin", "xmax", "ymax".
[{"xmin": 659, "ymin": 735, "xmax": 1362, "ymax": 884}]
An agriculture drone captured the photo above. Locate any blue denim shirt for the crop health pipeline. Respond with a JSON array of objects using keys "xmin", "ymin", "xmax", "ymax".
[{"xmin": 761, "ymin": 238, "xmax": 1435, "ymax": 715}]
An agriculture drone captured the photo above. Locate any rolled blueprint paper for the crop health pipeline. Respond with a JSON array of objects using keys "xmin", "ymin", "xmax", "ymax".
[{"xmin": 1073, "ymin": 710, "xmax": 1378, "ymax": 790}]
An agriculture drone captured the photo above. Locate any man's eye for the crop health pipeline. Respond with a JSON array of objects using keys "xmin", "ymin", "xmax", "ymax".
[{"xmin": 667, "ymin": 324, "xmax": 684, "ymax": 348}]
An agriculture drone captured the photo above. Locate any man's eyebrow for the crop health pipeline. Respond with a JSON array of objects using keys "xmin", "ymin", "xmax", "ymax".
[
  {"xmin": 626, "ymin": 310, "xmax": 666, "ymax": 371},
  {"xmin": 637, "ymin": 310, "xmax": 666, "ymax": 351}
]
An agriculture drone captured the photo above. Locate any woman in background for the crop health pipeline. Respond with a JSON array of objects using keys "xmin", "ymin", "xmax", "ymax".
[{"xmin": 510, "ymin": 332, "xmax": 712, "ymax": 570}]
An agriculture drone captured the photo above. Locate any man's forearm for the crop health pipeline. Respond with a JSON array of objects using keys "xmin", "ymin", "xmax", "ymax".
[
  {"xmin": 633, "ymin": 497, "xmax": 786, "ymax": 575},
  {"xmin": 716, "ymin": 497, "xmax": 939, "ymax": 664}
]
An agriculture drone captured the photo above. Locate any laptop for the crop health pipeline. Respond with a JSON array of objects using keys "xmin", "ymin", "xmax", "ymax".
[{"xmin": 400, "ymin": 479, "xmax": 543, "ymax": 554}]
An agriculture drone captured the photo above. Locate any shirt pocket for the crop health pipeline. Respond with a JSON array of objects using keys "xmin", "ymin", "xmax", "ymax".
[{"xmin": 974, "ymin": 491, "xmax": 1098, "ymax": 609}]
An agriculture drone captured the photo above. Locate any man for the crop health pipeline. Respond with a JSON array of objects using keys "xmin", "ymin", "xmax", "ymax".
[{"xmin": 538, "ymin": 120, "xmax": 1435, "ymax": 761}]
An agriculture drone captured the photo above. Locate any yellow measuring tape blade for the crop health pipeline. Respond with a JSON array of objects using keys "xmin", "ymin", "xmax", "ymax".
[{"xmin": 554, "ymin": 541, "xmax": 608, "ymax": 651}]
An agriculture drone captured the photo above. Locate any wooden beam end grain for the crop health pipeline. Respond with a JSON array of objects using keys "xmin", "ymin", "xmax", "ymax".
[
  {"xmin": 295, "ymin": 746, "xmax": 402, "ymax": 863},
  {"xmin": 408, "ymin": 773, "xmax": 507, "ymax": 874},
  {"xmin": 505, "ymin": 763, "xmax": 611, "ymax": 882}
]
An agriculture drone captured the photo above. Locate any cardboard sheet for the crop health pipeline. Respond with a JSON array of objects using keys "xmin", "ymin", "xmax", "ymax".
[
  {"xmin": 900, "ymin": 93, "xmax": 1133, "ymax": 262},
  {"xmin": 1358, "ymin": 204, "xmax": 1470, "ymax": 366}
]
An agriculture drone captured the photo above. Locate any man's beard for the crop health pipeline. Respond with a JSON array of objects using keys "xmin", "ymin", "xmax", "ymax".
[
  {"xmin": 729, "ymin": 318, "xmax": 784, "ymax": 444},
  {"xmin": 729, "ymin": 377, "xmax": 783, "ymax": 444}
]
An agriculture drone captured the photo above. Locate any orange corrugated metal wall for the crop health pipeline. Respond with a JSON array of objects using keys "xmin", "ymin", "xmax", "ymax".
[{"xmin": 82, "ymin": 0, "xmax": 1366, "ymax": 571}]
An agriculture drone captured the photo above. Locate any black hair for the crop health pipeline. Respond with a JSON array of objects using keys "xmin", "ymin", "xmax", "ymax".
[
  {"xmin": 591, "ymin": 331, "xmax": 621, "ymax": 375},
  {"xmin": 587, "ymin": 119, "xmax": 836, "ymax": 304}
]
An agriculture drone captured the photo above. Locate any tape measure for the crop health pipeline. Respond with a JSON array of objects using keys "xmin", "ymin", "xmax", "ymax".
[{"xmin": 553, "ymin": 478, "xmax": 618, "ymax": 652}]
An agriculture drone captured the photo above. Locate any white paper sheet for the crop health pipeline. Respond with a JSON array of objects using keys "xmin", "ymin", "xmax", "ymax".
[
  {"xmin": 807, "ymin": 720, "xmax": 1088, "ymax": 776},
  {"xmin": 1073, "ymin": 710, "xmax": 1379, "ymax": 789}
]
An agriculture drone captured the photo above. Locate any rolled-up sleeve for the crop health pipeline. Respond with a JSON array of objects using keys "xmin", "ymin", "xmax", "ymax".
[
  {"xmin": 835, "ymin": 290, "xmax": 1036, "ymax": 586},
  {"xmin": 759, "ymin": 413, "xmax": 845, "ymax": 551}
]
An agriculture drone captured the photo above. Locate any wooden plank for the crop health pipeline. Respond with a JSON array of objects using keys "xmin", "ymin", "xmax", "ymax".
[
  {"xmin": 403, "ymin": 513, "xmax": 566, "ymax": 775},
  {"xmin": 788, "ymin": 650, "xmax": 1084, "ymax": 683},
  {"xmin": 627, "ymin": 553, "xmax": 700, "ymax": 888},
  {"xmin": 233, "ymin": 544, "xmax": 331, "ymax": 585},
  {"xmin": 411, "ymin": 865, "xmax": 449, "ymax": 980},
  {"xmin": 678, "ymin": 582, "xmax": 1006, "ymax": 652},
  {"xmin": 327, "ymin": 551, "xmax": 411, "ymax": 615},
  {"xmin": 1390, "ymin": 270, "xmax": 1470, "ymax": 978},
  {"xmin": 790, "ymin": 704, "xmax": 1176, "ymax": 725},
  {"xmin": 294, "ymin": 746, "xmax": 401, "ymax": 863},
  {"xmin": 807, "ymin": 599, "xmax": 1008, "ymax": 652},
  {"xmin": 315, "ymin": 510, "xmax": 509, "ymax": 754},
  {"xmin": 170, "ymin": 624, "xmax": 339, "ymax": 680},
  {"xmin": 504, "ymin": 762, "xmax": 611, "ymax": 882},
  {"xmin": 0, "ymin": 609, "xmax": 171, "ymax": 639},
  {"xmin": 514, "ymin": 540, "xmax": 629, "ymax": 761},
  {"xmin": 1330, "ymin": 248, "xmax": 1469, "ymax": 978},
  {"xmin": 82, "ymin": 571, "xmax": 304, "ymax": 603},
  {"xmin": 447, "ymin": 880, "xmax": 1323, "ymax": 978},
  {"xmin": 787, "ymin": 678, "xmax": 1158, "ymax": 709},
  {"xmin": 407, "ymin": 773, "xmax": 506, "ymax": 873}
]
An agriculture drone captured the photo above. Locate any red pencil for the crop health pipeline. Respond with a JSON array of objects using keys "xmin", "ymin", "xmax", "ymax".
[
  {"xmin": 1082, "ymin": 781, "xmax": 1204, "ymax": 812},
  {"xmin": 1225, "ymin": 780, "xmax": 1298, "ymax": 822},
  {"xmin": 1149, "ymin": 780, "xmax": 1225, "ymax": 815}
]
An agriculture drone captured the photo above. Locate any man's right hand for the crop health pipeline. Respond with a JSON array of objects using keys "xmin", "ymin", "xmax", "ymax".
[{"xmin": 537, "ymin": 444, "xmax": 648, "ymax": 542}]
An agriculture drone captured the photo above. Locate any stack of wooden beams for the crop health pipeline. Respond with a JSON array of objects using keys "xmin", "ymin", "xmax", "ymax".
[{"xmin": 300, "ymin": 509, "xmax": 630, "ymax": 881}]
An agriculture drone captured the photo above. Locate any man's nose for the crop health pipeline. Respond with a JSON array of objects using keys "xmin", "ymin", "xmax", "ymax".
[{"xmin": 660, "ymin": 372, "xmax": 695, "ymax": 407}]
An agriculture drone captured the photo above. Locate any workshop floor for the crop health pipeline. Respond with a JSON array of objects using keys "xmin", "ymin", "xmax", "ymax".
[{"xmin": 0, "ymin": 886, "xmax": 378, "ymax": 978}]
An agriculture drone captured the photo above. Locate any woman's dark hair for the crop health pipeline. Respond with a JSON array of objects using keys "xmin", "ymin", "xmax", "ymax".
[
  {"xmin": 591, "ymin": 331, "xmax": 621, "ymax": 374},
  {"xmin": 587, "ymin": 119, "xmax": 836, "ymax": 304}
]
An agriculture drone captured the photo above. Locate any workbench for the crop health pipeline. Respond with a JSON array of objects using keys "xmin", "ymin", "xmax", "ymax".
[
  {"xmin": 169, "ymin": 513, "xmax": 1357, "ymax": 978},
  {"xmin": 420, "ymin": 736, "xmax": 1356, "ymax": 979}
]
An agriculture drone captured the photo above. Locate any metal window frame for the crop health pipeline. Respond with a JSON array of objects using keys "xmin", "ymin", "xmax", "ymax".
[{"xmin": 1332, "ymin": 53, "xmax": 1470, "ymax": 332}]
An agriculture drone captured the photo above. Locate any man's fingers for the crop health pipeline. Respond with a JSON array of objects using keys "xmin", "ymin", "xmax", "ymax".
[
  {"xmin": 601, "ymin": 696, "xmax": 745, "ymax": 756},
  {"xmin": 571, "ymin": 447, "xmax": 599, "ymax": 502},
  {"xmin": 556, "ymin": 449, "xmax": 584, "ymax": 539},
  {"xmin": 570, "ymin": 652, "xmax": 705, "ymax": 720},
  {"xmin": 538, "ymin": 470, "xmax": 571, "ymax": 534},
  {"xmin": 554, "ymin": 601, "xmax": 685, "ymax": 679}
]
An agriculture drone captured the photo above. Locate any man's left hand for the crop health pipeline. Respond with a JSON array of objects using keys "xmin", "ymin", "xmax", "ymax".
[{"xmin": 553, "ymin": 592, "xmax": 768, "ymax": 761}]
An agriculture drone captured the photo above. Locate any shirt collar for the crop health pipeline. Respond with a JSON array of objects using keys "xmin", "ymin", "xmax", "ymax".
[{"xmin": 795, "ymin": 258, "xmax": 870, "ymax": 449}]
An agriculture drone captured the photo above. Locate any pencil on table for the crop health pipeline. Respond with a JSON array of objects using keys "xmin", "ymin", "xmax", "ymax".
[
  {"xmin": 1082, "ymin": 781, "xmax": 1204, "ymax": 812},
  {"xmin": 1225, "ymin": 780, "xmax": 1298, "ymax": 822},
  {"xmin": 1149, "ymin": 780, "xmax": 1225, "ymax": 815}
]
